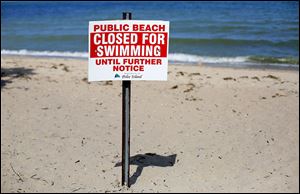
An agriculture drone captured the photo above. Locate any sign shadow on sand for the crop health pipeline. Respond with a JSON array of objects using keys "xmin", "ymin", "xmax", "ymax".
[{"xmin": 115, "ymin": 153, "xmax": 177, "ymax": 186}]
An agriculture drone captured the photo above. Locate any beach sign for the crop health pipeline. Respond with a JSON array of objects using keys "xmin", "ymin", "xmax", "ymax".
[
  {"xmin": 88, "ymin": 20, "xmax": 169, "ymax": 81},
  {"xmin": 89, "ymin": 13, "xmax": 169, "ymax": 187}
]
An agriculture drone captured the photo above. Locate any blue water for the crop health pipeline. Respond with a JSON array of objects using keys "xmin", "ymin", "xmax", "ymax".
[{"xmin": 1, "ymin": 1, "xmax": 299, "ymax": 66}]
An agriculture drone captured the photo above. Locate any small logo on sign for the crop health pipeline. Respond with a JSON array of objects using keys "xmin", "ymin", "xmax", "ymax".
[{"xmin": 114, "ymin": 73, "xmax": 120, "ymax": 78}]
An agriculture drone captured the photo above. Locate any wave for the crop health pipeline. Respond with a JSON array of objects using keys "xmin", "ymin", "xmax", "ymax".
[
  {"xmin": 168, "ymin": 53, "xmax": 248, "ymax": 64},
  {"xmin": 248, "ymin": 56, "xmax": 299, "ymax": 65},
  {"xmin": 170, "ymin": 38, "xmax": 299, "ymax": 47},
  {"xmin": 0, "ymin": 49, "xmax": 249, "ymax": 63},
  {"xmin": 1, "ymin": 49, "xmax": 299, "ymax": 66}
]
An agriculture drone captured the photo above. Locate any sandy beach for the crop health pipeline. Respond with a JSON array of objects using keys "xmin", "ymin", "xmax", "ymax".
[{"xmin": 1, "ymin": 55, "xmax": 299, "ymax": 193}]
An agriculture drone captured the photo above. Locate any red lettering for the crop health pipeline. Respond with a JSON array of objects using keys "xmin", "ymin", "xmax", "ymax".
[
  {"xmin": 94, "ymin": 25, "xmax": 100, "ymax": 31},
  {"xmin": 96, "ymin": 59, "xmax": 101, "ymax": 65}
]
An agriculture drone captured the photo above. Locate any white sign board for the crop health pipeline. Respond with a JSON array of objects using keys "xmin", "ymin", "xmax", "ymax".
[{"xmin": 88, "ymin": 20, "xmax": 169, "ymax": 81}]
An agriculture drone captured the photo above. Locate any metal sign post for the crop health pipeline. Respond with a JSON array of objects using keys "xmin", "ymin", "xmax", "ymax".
[{"xmin": 122, "ymin": 12, "xmax": 132, "ymax": 187}]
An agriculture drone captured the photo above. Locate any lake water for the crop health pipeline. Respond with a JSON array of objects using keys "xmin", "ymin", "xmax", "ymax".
[{"xmin": 1, "ymin": 1, "xmax": 299, "ymax": 68}]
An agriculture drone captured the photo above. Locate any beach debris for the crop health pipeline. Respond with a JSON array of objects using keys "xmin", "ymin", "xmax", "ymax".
[
  {"xmin": 30, "ymin": 174, "xmax": 40, "ymax": 180},
  {"xmin": 71, "ymin": 188, "xmax": 83, "ymax": 193},
  {"xmin": 188, "ymin": 72, "xmax": 201, "ymax": 76},
  {"xmin": 57, "ymin": 63, "xmax": 70, "ymax": 72},
  {"xmin": 183, "ymin": 83, "xmax": 195, "ymax": 93},
  {"xmin": 264, "ymin": 175, "xmax": 270, "ymax": 179},
  {"xmin": 41, "ymin": 107, "xmax": 49, "ymax": 110},
  {"xmin": 82, "ymin": 77, "xmax": 90, "ymax": 84},
  {"xmin": 223, "ymin": 77, "xmax": 236, "ymax": 81},
  {"xmin": 251, "ymin": 76, "xmax": 260, "ymax": 81},
  {"xmin": 75, "ymin": 160, "xmax": 80, "ymax": 163},
  {"xmin": 10, "ymin": 163, "xmax": 24, "ymax": 182},
  {"xmin": 271, "ymin": 138, "xmax": 275, "ymax": 141},
  {"xmin": 51, "ymin": 65, "xmax": 58, "ymax": 69},
  {"xmin": 239, "ymin": 76, "xmax": 249, "ymax": 79},
  {"xmin": 96, "ymin": 102, "xmax": 103, "ymax": 106},
  {"xmin": 260, "ymin": 97, "xmax": 267, "ymax": 100},
  {"xmin": 263, "ymin": 74, "xmax": 280, "ymax": 80},
  {"xmin": 81, "ymin": 138, "xmax": 86, "ymax": 146},
  {"xmin": 170, "ymin": 85, "xmax": 178, "ymax": 89},
  {"xmin": 176, "ymin": 71, "xmax": 186, "ymax": 76},
  {"xmin": 185, "ymin": 96, "xmax": 202, "ymax": 101},
  {"xmin": 183, "ymin": 88, "xmax": 193, "ymax": 93},
  {"xmin": 272, "ymin": 92, "xmax": 286, "ymax": 98},
  {"xmin": 30, "ymin": 174, "xmax": 53, "ymax": 186},
  {"xmin": 63, "ymin": 66, "xmax": 70, "ymax": 72},
  {"xmin": 218, "ymin": 156, "xmax": 222, "ymax": 159},
  {"xmin": 104, "ymin": 81, "xmax": 113, "ymax": 85}
]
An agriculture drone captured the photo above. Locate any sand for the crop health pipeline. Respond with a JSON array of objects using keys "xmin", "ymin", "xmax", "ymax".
[{"xmin": 1, "ymin": 55, "xmax": 299, "ymax": 193}]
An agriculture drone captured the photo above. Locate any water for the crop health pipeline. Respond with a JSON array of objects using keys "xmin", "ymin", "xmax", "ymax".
[{"xmin": 1, "ymin": 1, "xmax": 299, "ymax": 68}]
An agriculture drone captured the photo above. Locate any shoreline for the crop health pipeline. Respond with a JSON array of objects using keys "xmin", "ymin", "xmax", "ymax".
[{"xmin": 1, "ymin": 54, "xmax": 299, "ymax": 72}]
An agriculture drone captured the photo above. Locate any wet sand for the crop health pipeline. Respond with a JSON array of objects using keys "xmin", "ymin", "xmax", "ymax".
[{"xmin": 1, "ymin": 55, "xmax": 299, "ymax": 193}]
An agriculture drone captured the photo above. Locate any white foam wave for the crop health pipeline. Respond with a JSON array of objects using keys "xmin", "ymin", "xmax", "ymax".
[
  {"xmin": 168, "ymin": 53, "xmax": 248, "ymax": 64},
  {"xmin": 1, "ymin": 49, "xmax": 248, "ymax": 64}
]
